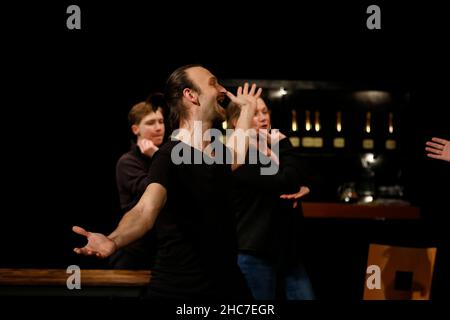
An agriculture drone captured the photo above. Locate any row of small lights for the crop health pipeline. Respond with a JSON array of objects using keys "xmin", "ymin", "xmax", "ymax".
[{"xmin": 223, "ymin": 88, "xmax": 393, "ymax": 134}]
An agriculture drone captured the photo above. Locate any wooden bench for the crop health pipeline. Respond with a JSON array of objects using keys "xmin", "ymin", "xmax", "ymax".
[{"xmin": 0, "ymin": 268, "xmax": 151, "ymax": 297}]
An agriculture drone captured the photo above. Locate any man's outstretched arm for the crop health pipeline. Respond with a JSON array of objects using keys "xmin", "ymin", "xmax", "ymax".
[{"xmin": 73, "ymin": 182, "xmax": 167, "ymax": 258}]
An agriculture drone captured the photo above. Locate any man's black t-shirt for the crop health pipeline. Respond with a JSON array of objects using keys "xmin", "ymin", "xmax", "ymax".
[{"xmin": 145, "ymin": 140, "xmax": 250, "ymax": 300}]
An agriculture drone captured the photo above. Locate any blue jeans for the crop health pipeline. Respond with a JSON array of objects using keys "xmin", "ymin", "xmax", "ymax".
[{"xmin": 237, "ymin": 253, "xmax": 315, "ymax": 300}]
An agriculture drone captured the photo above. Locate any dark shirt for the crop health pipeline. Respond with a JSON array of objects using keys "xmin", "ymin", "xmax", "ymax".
[
  {"xmin": 110, "ymin": 143, "xmax": 155, "ymax": 269},
  {"xmin": 231, "ymin": 138, "xmax": 308, "ymax": 269},
  {"xmin": 116, "ymin": 143, "xmax": 152, "ymax": 212},
  {"xmin": 145, "ymin": 140, "xmax": 251, "ymax": 300}
]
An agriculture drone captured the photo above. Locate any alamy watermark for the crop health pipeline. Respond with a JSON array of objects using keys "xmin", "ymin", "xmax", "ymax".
[
  {"xmin": 66, "ymin": 5, "xmax": 81, "ymax": 30},
  {"xmin": 66, "ymin": 264, "xmax": 81, "ymax": 289},
  {"xmin": 366, "ymin": 264, "xmax": 381, "ymax": 290},
  {"xmin": 66, "ymin": 5, "xmax": 380, "ymax": 31},
  {"xmin": 366, "ymin": 5, "xmax": 381, "ymax": 30},
  {"xmin": 171, "ymin": 121, "xmax": 280, "ymax": 175}
]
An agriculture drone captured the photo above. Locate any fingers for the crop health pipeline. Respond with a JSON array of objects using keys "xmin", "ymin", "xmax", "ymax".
[
  {"xmin": 138, "ymin": 139, "xmax": 149, "ymax": 147},
  {"xmin": 280, "ymin": 193, "xmax": 305, "ymax": 200},
  {"xmin": 74, "ymin": 246, "xmax": 101, "ymax": 257},
  {"xmin": 225, "ymin": 91, "xmax": 236, "ymax": 102},
  {"xmin": 255, "ymin": 87, "xmax": 262, "ymax": 99},
  {"xmin": 293, "ymin": 201, "xmax": 298, "ymax": 209},
  {"xmin": 142, "ymin": 138, "xmax": 155, "ymax": 146},
  {"xmin": 226, "ymin": 91, "xmax": 242, "ymax": 105},
  {"xmin": 235, "ymin": 83, "xmax": 261, "ymax": 97},
  {"xmin": 73, "ymin": 247, "xmax": 94, "ymax": 255},
  {"xmin": 137, "ymin": 139, "xmax": 155, "ymax": 154},
  {"xmin": 425, "ymin": 141, "xmax": 444, "ymax": 150},
  {"xmin": 280, "ymin": 187, "xmax": 310, "ymax": 200},
  {"xmin": 280, "ymin": 194, "xmax": 296, "ymax": 199},
  {"xmin": 427, "ymin": 153, "xmax": 442, "ymax": 160},
  {"xmin": 431, "ymin": 137, "xmax": 448, "ymax": 145},
  {"xmin": 72, "ymin": 226, "xmax": 90, "ymax": 237},
  {"xmin": 425, "ymin": 147, "xmax": 441, "ymax": 155},
  {"xmin": 243, "ymin": 83, "xmax": 249, "ymax": 95},
  {"xmin": 245, "ymin": 83, "xmax": 260, "ymax": 97},
  {"xmin": 137, "ymin": 141, "xmax": 145, "ymax": 153},
  {"xmin": 248, "ymin": 83, "xmax": 256, "ymax": 96}
]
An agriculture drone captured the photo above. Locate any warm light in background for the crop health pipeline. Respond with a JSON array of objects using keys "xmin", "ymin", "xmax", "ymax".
[
  {"xmin": 305, "ymin": 110, "xmax": 311, "ymax": 131},
  {"xmin": 314, "ymin": 111, "xmax": 321, "ymax": 132},
  {"xmin": 222, "ymin": 121, "xmax": 227, "ymax": 130},
  {"xmin": 388, "ymin": 112, "xmax": 394, "ymax": 133},
  {"xmin": 365, "ymin": 111, "xmax": 371, "ymax": 133},
  {"xmin": 362, "ymin": 153, "xmax": 376, "ymax": 165},
  {"xmin": 291, "ymin": 110, "xmax": 298, "ymax": 132},
  {"xmin": 272, "ymin": 87, "xmax": 288, "ymax": 98}
]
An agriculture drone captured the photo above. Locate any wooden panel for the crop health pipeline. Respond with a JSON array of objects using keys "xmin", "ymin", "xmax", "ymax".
[
  {"xmin": 363, "ymin": 244, "xmax": 437, "ymax": 300},
  {"xmin": 302, "ymin": 202, "xmax": 420, "ymax": 219},
  {"xmin": 0, "ymin": 269, "xmax": 151, "ymax": 286}
]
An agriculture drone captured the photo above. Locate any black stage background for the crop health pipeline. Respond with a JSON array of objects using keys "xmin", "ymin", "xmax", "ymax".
[{"xmin": 1, "ymin": 1, "xmax": 449, "ymax": 307}]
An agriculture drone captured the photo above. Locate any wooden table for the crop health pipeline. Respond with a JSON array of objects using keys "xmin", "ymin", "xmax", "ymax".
[{"xmin": 302, "ymin": 202, "xmax": 420, "ymax": 220}]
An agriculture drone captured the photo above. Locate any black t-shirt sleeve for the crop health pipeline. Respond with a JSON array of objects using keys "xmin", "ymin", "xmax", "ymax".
[{"xmin": 232, "ymin": 138, "xmax": 307, "ymax": 194}]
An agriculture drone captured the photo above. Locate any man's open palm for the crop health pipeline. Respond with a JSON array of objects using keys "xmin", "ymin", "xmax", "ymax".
[{"xmin": 72, "ymin": 226, "xmax": 116, "ymax": 258}]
